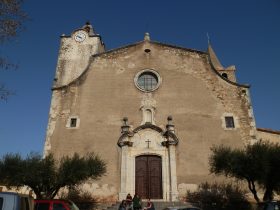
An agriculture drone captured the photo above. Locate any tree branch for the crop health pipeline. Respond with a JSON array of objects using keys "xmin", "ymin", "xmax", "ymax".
[{"xmin": 247, "ymin": 178, "xmax": 260, "ymax": 203}]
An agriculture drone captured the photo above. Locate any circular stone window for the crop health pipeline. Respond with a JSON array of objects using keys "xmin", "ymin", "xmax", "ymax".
[{"xmin": 134, "ymin": 69, "xmax": 161, "ymax": 92}]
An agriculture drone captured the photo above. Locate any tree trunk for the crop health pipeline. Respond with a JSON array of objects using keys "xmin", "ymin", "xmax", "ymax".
[
  {"xmin": 33, "ymin": 189, "xmax": 41, "ymax": 199},
  {"xmin": 263, "ymin": 187, "xmax": 273, "ymax": 202},
  {"xmin": 247, "ymin": 179, "xmax": 260, "ymax": 203},
  {"xmin": 51, "ymin": 188, "xmax": 60, "ymax": 199},
  {"xmin": 28, "ymin": 185, "xmax": 42, "ymax": 199}
]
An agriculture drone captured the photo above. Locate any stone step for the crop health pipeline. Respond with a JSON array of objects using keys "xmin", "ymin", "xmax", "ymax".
[
  {"xmin": 103, "ymin": 202, "xmax": 120, "ymax": 210},
  {"xmin": 105, "ymin": 201, "xmax": 192, "ymax": 210},
  {"xmin": 144, "ymin": 201, "xmax": 190, "ymax": 210},
  {"xmin": 95, "ymin": 202, "xmax": 119, "ymax": 210}
]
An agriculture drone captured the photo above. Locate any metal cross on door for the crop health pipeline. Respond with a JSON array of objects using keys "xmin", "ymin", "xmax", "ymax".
[{"xmin": 135, "ymin": 155, "xmax": 162, "ymax": 199}]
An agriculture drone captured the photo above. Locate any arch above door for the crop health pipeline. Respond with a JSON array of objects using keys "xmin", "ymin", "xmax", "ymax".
[{"xmin": 118, "ymin": 124, "xmax": 179, "ymax": 201}]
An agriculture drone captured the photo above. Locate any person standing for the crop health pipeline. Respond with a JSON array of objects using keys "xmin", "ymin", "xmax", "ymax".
[{"xmin": 132, "ymin": 194, "xmax": 142, "ymax": 210}]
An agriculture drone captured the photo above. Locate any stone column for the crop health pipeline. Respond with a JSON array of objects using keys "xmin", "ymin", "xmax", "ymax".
[
  {"xmin": 119, "ymin": 145, "xmax": 128, "ymax": 200},
  {"xmin": 166, "ymin": 116, "xmax": 179, "ymax": 201},
  {"xmin": 119, "ymin": 117, "xmax": 132, "ymax": 200},
  {"xmin": 169, "ymin": 145, "xmax": 179, "ymax": 201}
]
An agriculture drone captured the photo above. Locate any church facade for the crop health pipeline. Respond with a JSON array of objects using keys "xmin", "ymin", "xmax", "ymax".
[{"xmin": 43, "ymin": 23, "xmax": 278, "ymax": 202}]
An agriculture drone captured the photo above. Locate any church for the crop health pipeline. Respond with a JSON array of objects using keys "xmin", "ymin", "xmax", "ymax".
[{"xmin": 43, "ymin": 22, "xmax": 280, "ymax": 202}]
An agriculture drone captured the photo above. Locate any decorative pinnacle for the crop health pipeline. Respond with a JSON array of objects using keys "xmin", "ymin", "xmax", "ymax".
[
  {"xmin": 144, "ymin": 32, "xmax": 150, "ymax": 41},
  {"xmin": 167, "ymin": 116, "xmax": 173, "ymax": 124},
  {"xmin": 123, "ymin": 117, "xmax": 128, "ymax": 126},
  {"xmin": 166, "ymin": 115, "xmax": 175, "ymax": 133},
  {"xmin": 121, "ymin": 117, "xmax": 130, "ymax": 133}
]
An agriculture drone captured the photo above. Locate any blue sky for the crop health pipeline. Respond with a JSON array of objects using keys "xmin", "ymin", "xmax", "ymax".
[{"xmin": 0, "ymin": 0, "xmax": 279, "ymax": 157}]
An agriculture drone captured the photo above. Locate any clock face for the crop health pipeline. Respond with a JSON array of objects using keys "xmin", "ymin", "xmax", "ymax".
[{"xmin": 74, "ymin": 31, "xmax": 87, "ymax": 42}]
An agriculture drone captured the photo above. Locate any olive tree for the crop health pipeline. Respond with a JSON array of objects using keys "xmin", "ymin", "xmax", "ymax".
[
  {"xmin": 209, "ymin": 141, "xmax": 280, "ymax": 202},
  {"xmin": 0, "ymin": 152, "xmax": 106, "ymax": 198},
  {"xmin": 187, "ymin": 182, "xmax": 251, "ymax": 210}
]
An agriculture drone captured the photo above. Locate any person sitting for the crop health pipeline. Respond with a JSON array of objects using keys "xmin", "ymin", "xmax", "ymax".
[
  {"xmin": 144, "ymin": 199, "xmax": 155, "ymax": 210},
  {"xmin": 126, "ymin": 193, "xmax": 133, "ymax": 210},
  {"xmin": 119, "ymin": 200, "xmax": 126, "ymax": 210}
]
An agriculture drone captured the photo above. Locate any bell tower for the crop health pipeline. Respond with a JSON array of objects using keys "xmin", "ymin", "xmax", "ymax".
[
  {"xmin": 44, "ymin": 22, "xmax": 105, "ymax": 157},
  {"xmin": 53, "ymin": 22, "xmax": 105, "ymax": 87}
]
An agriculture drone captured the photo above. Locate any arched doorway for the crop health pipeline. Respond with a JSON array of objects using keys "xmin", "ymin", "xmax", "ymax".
[{"xmin": 135, "ymin": 155, "xmax": 162, "ymax": 199}]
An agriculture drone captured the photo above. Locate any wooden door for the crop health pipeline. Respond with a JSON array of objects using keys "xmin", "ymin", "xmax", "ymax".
[{"xmin": 135, "ymin": 155, "xmax": 162, "ymax": 199}]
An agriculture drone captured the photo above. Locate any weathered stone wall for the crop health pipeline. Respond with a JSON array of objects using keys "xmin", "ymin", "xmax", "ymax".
[
  {"xmin": 45, "ymin": 39, "xmax": 256, "ymax": 200},
  {"xmin": 54, "ymin": 33, "xmax": 104, "ymax": 87},
  {"xmin": 257, "ymin": 128, "xmax": 280, "ymax": 144}
]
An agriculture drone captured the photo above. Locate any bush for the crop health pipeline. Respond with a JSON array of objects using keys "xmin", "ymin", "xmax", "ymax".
[
  {"xmin": 187, "ymin": 182, "xmax": 251, "ymax": 210},
  {"xmin": 59, "ymin": 187, "xmax": 97, "ymax": 210}
]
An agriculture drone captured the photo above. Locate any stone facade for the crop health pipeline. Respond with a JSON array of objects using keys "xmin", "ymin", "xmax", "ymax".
[
  {"xmin": 257, "ymin": 128, "xmax": 280, "ymax": 144},
  {"xmin": 44, "ymin": 23, "xmax": 278, "ymax": 202}
]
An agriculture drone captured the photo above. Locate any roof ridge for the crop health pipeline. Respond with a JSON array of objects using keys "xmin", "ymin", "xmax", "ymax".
[{"xmin": 257, "ymin": 128, "xmax": 280, "ymax": 135}]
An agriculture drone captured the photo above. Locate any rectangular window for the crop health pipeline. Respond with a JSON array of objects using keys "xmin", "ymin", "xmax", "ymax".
[
  {"xmin": 70, "ymin": 118, "xmax": 77, "ymax": 127},
  {"xmin": 34, "ymin": 203, "xmax": 50, "ymax": 210},
  {"xmin": 53, "ymin": 203, "xmax": 67, "ymax": 210},
  {"xmin": 225, "ymin": 116, "xmax": 235, "ymax": 128},
  {"xmin": 0, "ymin": 198, "xmax": 3, "ymax": 209}
]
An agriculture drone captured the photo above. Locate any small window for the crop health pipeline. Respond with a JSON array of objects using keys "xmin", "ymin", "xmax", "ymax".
[
  {"xmin": 144, "ymin": 48, "xmax": 151, "ymax": 53},
  {"xmin": 66, "ymin": 116, "xmax": 80, "ymax": 129},
  {"xmin": 145, "ymin": 109, "xmax": 152, "ymax": 123},
  {"xmin": 225, "ymin": 116, "xmax": 235, "ymax": 128},
  {"xmin": 0, "ymin": 198, "xmax": 3, "ymax": 209},
  {"xmin": 70, "ymin": 118, "xmax": 77, "ymax": 127},
  {"xmin": 222, "ymin": 73, "xmax": 228, "ymax": 79}
]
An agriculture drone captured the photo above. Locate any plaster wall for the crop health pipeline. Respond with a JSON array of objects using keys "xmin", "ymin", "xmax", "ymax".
[
  {"xmin": 257, "ymin": 130, "xmax": 280, "ymax": 144},
  {"xmin": 45, "ymin": 41, "xmax": 256, "ymax": 200},
  {"xmin": 54, "ymin": 35, "xmax": 104, "ymax": 87}
]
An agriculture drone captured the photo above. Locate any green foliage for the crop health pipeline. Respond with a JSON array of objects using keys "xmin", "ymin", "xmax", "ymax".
[
  {"xmin": 187, "ymin": 182, "xmax": 251, "ymax": 210},
  {"xmin": 59, "ymin": 187, "xmax": 97, "ymax": 210},
  {"xmin": 0, "ymin": 152, "xmax": 106, "ymax": 199},
  {"xmin": 209, "ymin": 141, "xmax": 280, "ymax": 202},
  {"xmin": 0, "ymin": 153, "xmax": 25, "ymax": 186}
]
